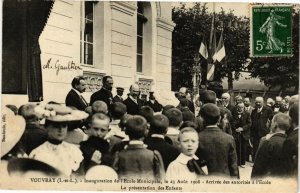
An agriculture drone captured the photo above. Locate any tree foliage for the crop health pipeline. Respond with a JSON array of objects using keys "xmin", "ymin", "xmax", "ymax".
[
  {"xmin": 248, "ymin": 9, "xmax": 299, "ymax": 93},
  {"xmin": 172, "ymin": 3, "xmax": 249, "ymax": 91}
]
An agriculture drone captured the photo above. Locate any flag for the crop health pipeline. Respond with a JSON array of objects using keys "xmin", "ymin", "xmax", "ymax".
[
  {"xmin": 213, "ymin": 30, "xmax": 226, "ymax": 62},
  {"xmin": 207, "ymin": 13, "xmax": 216, "ymax": 81},
  {"xmin": 207, "ymin": 63, "xmax": 215, "ymax": 81},
  {"xmin": 199, "ymin": 38, "xmax": 208, "ymax": 59},
  {"xmin": 209, "ymin": 14, "xmax": 216, "ymax": 62}
]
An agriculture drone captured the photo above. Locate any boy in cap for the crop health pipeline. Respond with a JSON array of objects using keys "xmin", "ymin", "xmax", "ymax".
[
  {"xmin": 113, "ymin": 87, "xmax": 124, "ymax": 103},
  {"xmin": 112, "ymin": 115, "xmax": 165, "ymax": 179},
  {"xmin": 80, "ymin": 113, "xmax": 112, "ymax": 172},
  {"xmin": 144, "ymin": 114, "xmax": 180, "ymax": 170},
  {"xmin": 196, "ymin": 103, "xmax": 238, "ymax": 177},
  {"xmin": 166, "ymin": 127, "xmax": 205, "ymax": 180}
]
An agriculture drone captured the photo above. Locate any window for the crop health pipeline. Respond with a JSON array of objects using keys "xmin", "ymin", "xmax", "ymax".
[
  {"xmin": 80, "ymin": 2, "xmax": 94, "ymax": 65},
  {"xmin": 136, "ymin": 2, "xmax": 147, "ymax": 72}
]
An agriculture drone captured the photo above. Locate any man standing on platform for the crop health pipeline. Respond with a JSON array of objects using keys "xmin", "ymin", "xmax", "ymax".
[
  {"xmin": 113, "ymin": 87, "xmax": 124, "ymax": 103},
  {"xmin": 65, "ymin": 76, "xmax": 88, "ymax": 111},
  {"xmin": 90, "ymin": 76, "xmax": 114, "ymax": 107},
  {"xmin": 123, "ymin": 84, "xmax": 142, "ymax": 115},
  {"xmin": 250, "ymin": 97, "xmax": 273, "ymax": 160},
  {"xmin": 146, "ymin": 91, "xmax": 163, "ymax": 112}
]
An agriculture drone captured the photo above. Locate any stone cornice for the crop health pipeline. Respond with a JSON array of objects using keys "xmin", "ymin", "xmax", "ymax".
[
  {"xmin": 156, "ymin": 17, "xmax": 176, "ymax": 32},
  {"xmin": 110, "ymin": 1, "xmax": 137, "ymax": 16}
]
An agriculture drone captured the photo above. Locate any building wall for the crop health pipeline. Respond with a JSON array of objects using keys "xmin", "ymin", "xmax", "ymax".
[{"xmin": 37, "ymin": 1, "xmax": 175, "ymax": 104}]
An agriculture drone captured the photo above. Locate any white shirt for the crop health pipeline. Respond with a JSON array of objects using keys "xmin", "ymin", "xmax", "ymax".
[
  {"xmin": 166, "ymin": 153, "xmax": 199, "ymax": 180},
  {"xmin": 129, "ymin": 95, "xmax": 138, "ymax": 104},
  {"xmin": 72, "ymin": 88, "xmax": 87, "ymax": 106},
  {"xmin": 166, "ymin": 127, "xmax": 180, "ymax": 135},
  {"xmin": 30, "ymin": 141, "xmax": 83, "ymax": 176},
  {"xmin": 151, "ymin": 134, "xmax": 164, "ymax": 139}
]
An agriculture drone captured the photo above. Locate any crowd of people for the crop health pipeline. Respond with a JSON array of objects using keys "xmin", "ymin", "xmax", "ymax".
[{"xmin": 1, "ymin": 75, "xmax": 298, "ymax": 181}]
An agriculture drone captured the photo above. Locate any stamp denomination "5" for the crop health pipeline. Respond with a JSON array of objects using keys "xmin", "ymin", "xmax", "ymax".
[{"xmin": 250, "ymin": 5, "xmax": 293, "ymax": 57}]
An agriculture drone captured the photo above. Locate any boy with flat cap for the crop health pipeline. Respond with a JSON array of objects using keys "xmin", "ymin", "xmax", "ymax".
[
  {"xmin": 112, "ymin": 115, "xmax": 165, "ymax": 179},
  {"xmin": 196, "ymin": 103, "xmax": 239, "ymax": 177}
]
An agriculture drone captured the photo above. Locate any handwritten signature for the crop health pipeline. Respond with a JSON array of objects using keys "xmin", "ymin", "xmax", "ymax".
[{"xmin": 42, "ymin": 58, "xmax": 82, "ymax": 75}]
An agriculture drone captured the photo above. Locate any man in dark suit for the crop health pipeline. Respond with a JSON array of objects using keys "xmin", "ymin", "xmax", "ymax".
[
  {"xmin": 123, "ymin": 84, "xmax": 142, "ymax": 115},
  {"xmin": 65, "ymin": 76, "xmax": 88, "ymax": 111},
  {"xmin": 232, "ymin": 102, "xmax": 251, "ymax": 167},
  {"xmin": 250, "ymin": 97, "xmax": 273, "ymax": 160},
  {"xmin": 146, "ymin": 91, "xmax": 163, "ymax": 112},
  {"xmin": 273, "ymin": 96, "xmax": 285, "ymax": 114},
  {"xmin": 251, "ymin": 113, "xmax": 291, "ymax": 178},
  {"xmin": 144, "ymin": 114, "xmax": 180, "ymax": 170},
  {"xmin": 90, "ymin": 76, "xmax": 113, "ymax": 107},
  {"xmin": 221, "ymin": 93, "xmax": 235, "ymax": 113},
  {"xmin": 196, "ymin": 103, "xmax": 239, "ymax": 177},
  {"xmin": 282, "ymin": 103, "xmax": 298, "ymax": 177},
  {"xmin": 177, "ymin": 87, "xmax": 195, "ymax": 113},
  {"xmin": 113, "ymin": 87, "xmax": 124, "ymax": 103},
  {"xmin": 243, "ymin": 97, "xmax": 254, "ymax": 115}
]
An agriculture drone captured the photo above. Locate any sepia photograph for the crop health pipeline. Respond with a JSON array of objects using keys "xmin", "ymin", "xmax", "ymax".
[{"xmin": 0, "ymin": 0, "xmax": 299, "ymax": 192}]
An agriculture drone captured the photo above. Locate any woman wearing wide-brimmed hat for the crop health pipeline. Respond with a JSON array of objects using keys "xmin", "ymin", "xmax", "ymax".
[{"xmin": 29, "ymin": 103, "xmax": 88, "ymax": 176}]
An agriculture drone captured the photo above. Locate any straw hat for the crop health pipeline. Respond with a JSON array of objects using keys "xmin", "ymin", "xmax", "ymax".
[
  {"xmin": 34, "ymin": 103, "xmax": 89, "ymax": 122},
  {"xmin": 1, "ymin": 107, "xmax": 26, "ymax": 158}
]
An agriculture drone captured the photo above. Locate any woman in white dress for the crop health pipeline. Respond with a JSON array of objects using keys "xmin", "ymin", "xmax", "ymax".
[{"xmin": 30, "ymin": 104, "xmax": 88, "ymax": 177}]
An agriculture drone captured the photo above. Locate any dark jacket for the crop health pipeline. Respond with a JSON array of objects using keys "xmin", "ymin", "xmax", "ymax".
[
  {"xmin": 80, "ymin": 136, "xmax": 113, "ymax": 172},
  {"xmin": 146, "ymin": 100, "xmax": 163, "ymax": 112},
  {"xmin": 251, "ymin": 106, "xmax": 273, "ymax": 138},
  {"xmin": 123, "ymin": 97, "xmax": 142, "ymax": 115},
  {"xmin": 251, "ymin": 133, "xmax": 288, "ymax": 178},
  {"xmin": 112, "ymin": 143, "xmax": 165, "ymax": 179},
  {"xmin": 177, "ymin": 99, "xmax": 195, "ymax": 114},
  {"xmin": 19, "ymin": 124, "xmax": 48, "ymax": 155},
  {"xmin": 196, "ymin": 126, "xmax": 239, "ymax": 177},
  {"xmin": 225, "ymin": 103, "xmax": 236, "ymax": 114},
  {"xmin": 282, "ymin": 129, "xmax": 298, "ymax": 177},
  {"xmin": 90, "ymin": 87, "xmax": 113, "ymax": 107},
  {"xmin": 113, "ymin": 95, "xmax": 123, "ymax": 103},
  {"xmin": 232, "ymin": 110, "xmax": 252, "ymax": 140},
  {"xmin": 144, "ymin": 136, "xmax": 180, "ymax": 170},
  {"xmin": 65, "ymin": 89, "xmax": 88, "ymax": 111}
]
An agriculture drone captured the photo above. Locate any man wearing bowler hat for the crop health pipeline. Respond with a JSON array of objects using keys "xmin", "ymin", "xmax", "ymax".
[
  {"xmin": 113, "ymin": 87, "xmax": 124, "ymax": 103},
  {"xmin": 196, "ymin": 103, "xmax": 238, "ymax": 177}
]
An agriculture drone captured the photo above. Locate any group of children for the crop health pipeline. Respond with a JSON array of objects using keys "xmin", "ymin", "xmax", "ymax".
[{"xmin": 2, "ymin": 101, "xmax": 206, "ymax": 180}]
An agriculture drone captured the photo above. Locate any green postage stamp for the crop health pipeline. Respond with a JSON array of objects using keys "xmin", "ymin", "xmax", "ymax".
[{"xmin": 250, "ymin": 5, "xmax": 293, "ymax": 57}]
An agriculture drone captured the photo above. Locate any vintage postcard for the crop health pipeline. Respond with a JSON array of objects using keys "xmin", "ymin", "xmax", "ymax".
[{"xmin": 1, "ymin": 0, "xmax": 299, "ymax": 192}]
